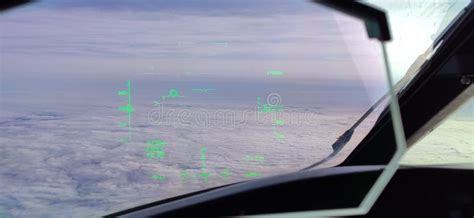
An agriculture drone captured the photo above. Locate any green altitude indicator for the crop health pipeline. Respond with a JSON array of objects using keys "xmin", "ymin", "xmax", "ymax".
[{"xmin": 117, "ymin": 80, "xmax": 134, "ymax": 143}]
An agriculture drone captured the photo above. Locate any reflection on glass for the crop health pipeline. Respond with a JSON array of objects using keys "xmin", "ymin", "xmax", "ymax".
[{"xmin": 365, "ymin": 0, "xmax": 471, "ymax": 83}]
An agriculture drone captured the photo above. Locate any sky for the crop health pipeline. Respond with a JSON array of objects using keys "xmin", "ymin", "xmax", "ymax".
[
  {"xmin": 2, "ymin": 0, "xmax": 470, "ymax": 90},
  {"xmin": 1, "ymin": 0, "xmax": 387, "ymax": 87}
]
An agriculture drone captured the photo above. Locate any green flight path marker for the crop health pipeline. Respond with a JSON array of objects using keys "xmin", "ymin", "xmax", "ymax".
[
  {"xmin": 161, "ymin": 88, "xmax": 184, "ymax": 100},
  {"xmin": 155, "ymin": 88, "xmax": 184, "ymax": 105}
]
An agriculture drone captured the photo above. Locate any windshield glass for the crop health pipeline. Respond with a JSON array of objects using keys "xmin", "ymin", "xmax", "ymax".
[
  {"xmin": 1, "ymin": 1, "xmax": 392, "ymax": 217},
  {"xmin": 401, "ymin": 97, "xmax": 474, "ymax": 166},
  {"xmin": 365, "ymin": 0, "xmax": 471, "ymax": 83}
]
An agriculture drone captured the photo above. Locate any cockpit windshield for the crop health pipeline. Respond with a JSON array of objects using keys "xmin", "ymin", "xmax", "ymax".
[{"xmin": 1, "ymin": 0, "xmax": 465, "ymax": 217}]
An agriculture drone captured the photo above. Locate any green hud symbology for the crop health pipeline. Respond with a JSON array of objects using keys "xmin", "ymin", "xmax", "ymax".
[
  {"xmin": 180, "ymin": 170, "xmax": 190, "ymax": 180},
  {"xmin": 117, "ymin": 80, "xmax": 133, "ymax": 143},
  {"xmin": 192, "ymin": 88, "xmax": 216, "ymax": 93},
  {"xmin": 140, "ymin": 76, "xmax": 298, "ymax": 183},
  {"xmin": 266, "ymin": 70, "xmax": 284, "ymax": 77},
  {"xmin": 200, "ymin": 147, "xmax": 207, "ymax": 169},
  {"xmin": 244, "ymin": 155, "xmax": 265, "ymax": 162},
  {"xmin": 196, "ymin": 147, "xmax": 213, "ymax": 181},
  {"xmin": 245, "ymin": 171, "xmax": 261, "ymax": 177},
  {"xmin": 181, "ymin": 147, "xmax": 233, "ymax": 182},
  {"xmin": 161, "ymin": 88, "xmax": 184, "ymax": 100},
  {"xmin": 274, "ymin": 132, "xmax": 285, "ymax": 141},
  {"xmin": 154, "ymin": 88, "xmax": 185, "ymax": 106},
  {"xmin": 256, "ymin": 97, "xmax": 284, "ymax": 113},
  {"xmin": 146, "ymin": 139, "xmax": 167, "ymax": 159},
  {"xmin": 218, "ymin": 168, "xmax": 231, "ymax": 178},
  {"xmin": 274, "ymin": 119, "xmax": 284, "ymax": 126},
  {"xmin": 151, "ymin": 174, "xmax": 166, "ymax": 181}
]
